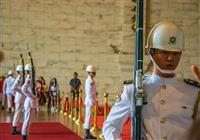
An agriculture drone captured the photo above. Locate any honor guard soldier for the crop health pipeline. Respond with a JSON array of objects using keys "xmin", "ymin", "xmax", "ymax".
[
  {"xmin": 3, "ymin": 70, "xmax": 15, "ymax": 113},
  {"xmin": 102, "ymin": 21, "xmax": 200, "ymax": 140},
  {"xmin": 187, "ymin": 65, "xmax": 200, "ymax": 140},
  {"xmin": 21, "ymin": 64, "xmax": 37, "ymax": 140},
  {"xmin": 11, "ymin": 65, "xmax": 26, "ymax": 135},
  {"xmin": 84, "ymin": 65, "xmax": 97, "ymax": 139}
]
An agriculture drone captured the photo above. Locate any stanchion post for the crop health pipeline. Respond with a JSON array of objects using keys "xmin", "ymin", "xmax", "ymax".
[
  {"xmin": 90, "ymin": 98, "xmax": 99, "ymax": 135},
  {"xmin": 99, "ymin": 92, "xmax": 109, "ymax": 139},
  {"xmin": 68, "ymin": 92, "xmax": 73, "ymax": 118},
  {"xmin": 56, "ymin": 90, "xmax": 60, "ymax": 112},
  {"xmin": 65, "ymin": 92, "xmax": 70, "ymax": 115},
  {"xmin": 64, "ymin": 96, "xmax": 68, "ymax": 116},
  {"xmin": 103, "ymin": 92, "xmax": 108, "ymax": 120},
  {"xmin": 73, "ymin": 95, "xmax": 78, "ymax": 121},
  {"xmin": 60, "ymin": 91, "xmax": 64, "ymax": 114},
  {"xmin": 76, "ymin": 89, "xmax": 83, "ymax": 125}
]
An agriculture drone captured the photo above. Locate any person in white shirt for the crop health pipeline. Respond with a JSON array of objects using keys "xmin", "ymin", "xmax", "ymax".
[
  {"xmin": 49, "ymin": 77, "xmax": 59, "ymax": 112},
  {"xmin": 3, "ymin": 70, "xmax": 15, "ymax": 113},
  {"xmin": 21, "ymin": 64, "xmax": 37, "ymax": 140},
  {"xmin": 84, "ymin": 65, "xmax": 97, "ymax": 139},
  {"xmin": 11, "ymin": 65, "xmax": 26, "ymax": 135},
  {"xmin": 102, "ymin": 21, "xmax": 200, "ymax": 140}
]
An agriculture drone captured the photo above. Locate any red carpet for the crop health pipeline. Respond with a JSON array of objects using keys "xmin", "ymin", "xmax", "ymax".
[{"xmin": 0, "ymin": 122, "xmax": 82, "ymax": 140}]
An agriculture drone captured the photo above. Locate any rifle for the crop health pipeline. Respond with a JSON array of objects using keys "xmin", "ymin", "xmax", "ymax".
[
  {"xmin": 19, "ymin": 48, "xmax": 25, "ymax": 84},
  {"xmin": 27, "ymin": 45, "xmax": 36, "ymax": 95},
  {"xmin": 132, "ymin": 0, "xmax": 145, "ymax": 140}
]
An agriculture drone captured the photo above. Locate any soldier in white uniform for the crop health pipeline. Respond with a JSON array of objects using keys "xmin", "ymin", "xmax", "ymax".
[
  {"xmin": 11, "ymin": 65, "xmax": 26, "ymax": 135},
  {"xmin": 3, "ymin": 70, "xmax": 15, "ymax": 113},
  {"xmin": 187, "ymin": 65, "xmax": 200, "ymax": 140},
  {"xmin": 21, "ymin": 64, "xmax": 37, "ymax": 140},
  {"xmin": 84, "ymin": 65, "xmax": 97, "ymax": 139},
  {"xmin": 102, "ymin": 21, "xmax": 200, "ymax": 140}
]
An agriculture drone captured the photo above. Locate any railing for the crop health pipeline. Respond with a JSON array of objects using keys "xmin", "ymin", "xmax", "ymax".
[{"xmin": 61, "ymin": 90, "xmax": 111, "ymax": 139}]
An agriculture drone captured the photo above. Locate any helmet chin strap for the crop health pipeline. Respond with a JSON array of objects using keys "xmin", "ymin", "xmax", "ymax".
[{"xmin": 149, "ymin": 54, "xmax": 175, "ymax": 74}]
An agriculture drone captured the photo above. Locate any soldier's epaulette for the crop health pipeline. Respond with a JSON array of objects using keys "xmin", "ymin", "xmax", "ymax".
[
  {"xmin": 123, "ymin": 80, "xmax": 133, "ymax": 85},
  {"xmin": 184, "ymin": 79, "xmax": 200, "ymax": 88}
]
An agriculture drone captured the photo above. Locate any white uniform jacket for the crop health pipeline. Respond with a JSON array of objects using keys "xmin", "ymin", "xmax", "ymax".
[
  {"xmin": 3, "ymin": 76, "xmax": 15, "ymax": 95},
  {"xmin": 85, "ymin": 76, "xmax": 97, "ymax": 106},
  {"xmin": 103, "ymin": 73, "xmax": 200, "ymax": 140},
  {"xmin": 22, "ymin": 74, "xmax": 37, "ymax": 109},
  {"xmin": 12, "ymin": 75, "xmax": 26, "ymax": 104}
]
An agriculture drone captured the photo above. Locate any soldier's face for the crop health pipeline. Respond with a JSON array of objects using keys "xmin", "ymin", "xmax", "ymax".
[
  {"xmin": 152, "ymin": 49, "xmax": 182, "ymax": 71},
  {"xmin": 89, "ymin": 72, "xmax": 96, "ymax": 77},
  {"xmin": 92, "ymin": 72, "xmax": 96, "ymax": 77}
]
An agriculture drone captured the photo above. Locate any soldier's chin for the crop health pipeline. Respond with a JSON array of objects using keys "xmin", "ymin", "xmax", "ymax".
[{"xmin": 165, "ymin": 65, "xmax": 177, "ymax": 70}]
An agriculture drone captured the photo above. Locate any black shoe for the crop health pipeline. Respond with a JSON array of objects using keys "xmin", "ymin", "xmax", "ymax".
[
  {"xmin": 12, "ymin": 127, "xmax": 21, "ymax": 135},
  {"xmin": 84, "ymin": 134, "xmax": 97, "ymax": 139},
  {"xmin": 22, "ymin": 135, "xmax": 27, "ymax": 140},
  {"xmin": 84, "ymin": 129, "xmax": 96, "ymax": 139},
  {"xmin": 8, "ymin": 107, "xmax": 12, "ymax": 113},
  {"xmin": 1, "ymin": 106, "xmax": 5, "ymax": 110},
  {"xmin": 12, "ymin": 130, "xmax": 21, "ymax": 135}
]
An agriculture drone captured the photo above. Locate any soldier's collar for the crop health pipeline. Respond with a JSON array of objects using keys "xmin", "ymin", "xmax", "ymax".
[{"xmin": 151, "ymin": 73, "xmax": 177, "ymax": 84}]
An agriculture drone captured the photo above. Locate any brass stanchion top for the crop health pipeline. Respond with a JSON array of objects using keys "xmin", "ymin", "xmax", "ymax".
[{"xmin": 104, "ymin": 92, "xmax": 108, "ymax": 97}]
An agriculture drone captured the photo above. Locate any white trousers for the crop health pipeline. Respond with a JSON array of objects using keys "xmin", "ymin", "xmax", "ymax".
[
  {"xmin": 12, "ymin": 102, "xmax": 23, "ymax": 127},
  {"xmin": 6, "ymin": 93, "xmax": 12, "ymax": 108},
  {"xmin": 21, "ymin": 106, "xmax": 34, "ymax": 136},
  {"xmin": 102, "ymin": 124, "xmax": 122, "ymax": 140},
  {"xmin": 84, "ymin": 105, "xmax": 92, "ymax": 129}
]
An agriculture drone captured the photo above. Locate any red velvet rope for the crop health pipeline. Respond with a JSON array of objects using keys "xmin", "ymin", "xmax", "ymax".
[
  {"xmin": 67, "ymin": 97, "xmax": 70, "ymax": 112},
  {"xmin": 124, "ymin": 117, "xmax": 130, "ymax": 125},
  {"xmin": 96, "ymin": 99, "xmax": 104, "ymax": 115},
  {"xmin": 76, "ymin": 97, "xmax": 79, "ymax": 108},
  {"xmin": 106, "ymin": 100, "xmax": 111, "ymax": 114},
  {"xmin": 63, "ymin": 97, "xmax": 67, "ymax": 112},
  {"xmin": 71, "ymin": 98, "xmax": 75, "ymax": 108},
  {"xmin": 75, "ymin": 95, "xmax": 111, "ymax": 117},
  {"xmin": 80, "ymin": 96, "xmax": 85, "ymax": 108},
  {"xmin": 63, "ymin": 96, "xmax": 70, "ymax": 113}
]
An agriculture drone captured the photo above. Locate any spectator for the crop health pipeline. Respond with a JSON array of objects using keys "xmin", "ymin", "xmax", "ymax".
[
  {"xmin": 69, "ymin": 72, "xmax": 81, "ymax": 105},
  {"xmin": 49, "ymin": 78, "xmax": 59, "ymax": 112}
]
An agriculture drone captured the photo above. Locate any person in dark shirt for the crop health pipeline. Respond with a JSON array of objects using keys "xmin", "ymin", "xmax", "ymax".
[{"xmin": 69, "ymin": 72, "xmax": 81, "ymax": 103}]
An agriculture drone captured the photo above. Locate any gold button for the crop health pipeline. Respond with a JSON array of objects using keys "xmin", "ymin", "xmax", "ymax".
[
  {"xmin": 160, "ymin": 100, "xmax": 165, "ymax": 105},
  {"xmin": 160, "ymin": 117, "xmax": 166, "ymax": 123},
  {"xmin": 161, "ymin": 136, "xmax": 167, "ymax": 140},
  {"xmin": 162, "ymin": 85, "xmax": 167, "ymax": 89}
]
